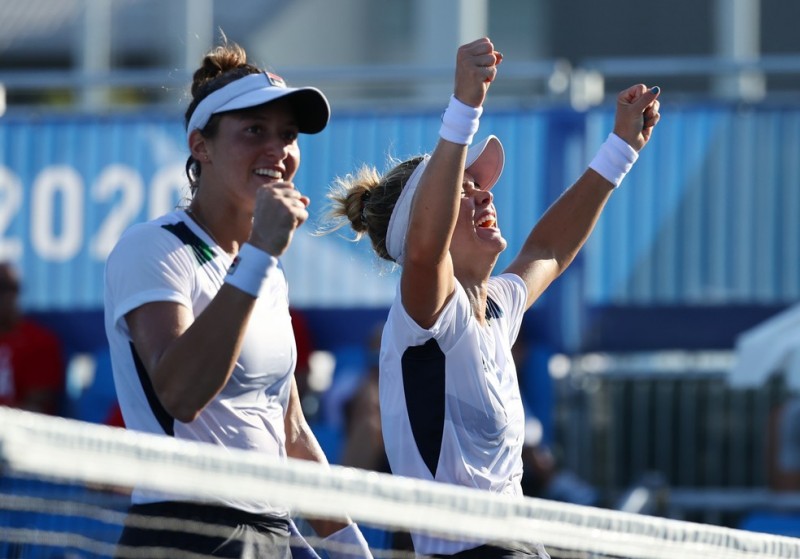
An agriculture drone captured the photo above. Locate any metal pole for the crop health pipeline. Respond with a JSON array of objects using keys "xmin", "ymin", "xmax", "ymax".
[
  {"xmin": 78, "ymin": 0, "xmax": 112, "ymax": 111},
  {"xmin": 184, "ymin": 0, "xmax": 214, "ymax": 71},
  {"xmin": 713, "ymin": 0, "xmax": 764, "ymax": 102},
  {"xmin": 413, "ymin": 0, "xmax": 488, "ymax": 105}
]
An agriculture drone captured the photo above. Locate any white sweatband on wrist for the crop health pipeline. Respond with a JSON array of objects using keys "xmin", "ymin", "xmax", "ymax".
[
  {"xmin": 588, "ymin": 133, "xmax": 639, "ymax": 188},
  {"xmin": 224, "ymin": 243, "xmax": 278, "ymax": 297},
  {"xmin": 439, "ymin": 94, "xmax": 483, "ymax": 145},
  {"xmin": 321, "ymin": 523, "xmax": 373, "ymax": 559}
]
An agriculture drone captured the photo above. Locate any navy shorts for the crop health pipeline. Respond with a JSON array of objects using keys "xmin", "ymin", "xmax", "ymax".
[
  {"xmin": 115, "ymin": 501, "xmax": 292, "ymax": 558},
  {"xmin": 434, "ymin": 541, "xmax": 549, "ymax": 559}
]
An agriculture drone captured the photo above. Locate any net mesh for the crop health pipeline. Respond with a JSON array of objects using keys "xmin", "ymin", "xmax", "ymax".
[{"xmin": 1, "ymin": 406, "xmax": 799, "ymax": 559}]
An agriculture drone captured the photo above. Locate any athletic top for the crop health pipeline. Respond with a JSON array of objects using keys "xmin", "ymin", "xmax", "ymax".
[
  {"xmin": 379, "ymin": 273, "xmax": 528, "ymax": 555},
  {"xmin": 104, "ymin": 210, "xmax": 297, "ymax": 516}
]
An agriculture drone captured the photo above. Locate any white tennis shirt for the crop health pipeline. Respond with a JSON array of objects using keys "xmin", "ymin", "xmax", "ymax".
[
  {"xmin": 380, "ymin": 273, "xmax": 529, "ymax": 555},
  {"xmin": 104, "ymin": 210, "xmax": 296, "ymax": 516}
]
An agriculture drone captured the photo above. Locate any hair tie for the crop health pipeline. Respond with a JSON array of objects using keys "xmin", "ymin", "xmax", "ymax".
[{"xmin": 360, "ymin": 191, "xmax": 371, "ymax": 225}]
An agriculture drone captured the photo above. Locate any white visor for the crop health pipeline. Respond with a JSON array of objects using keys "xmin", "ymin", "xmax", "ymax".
[
  {"xmin": 385, "ymin": 135, "xmax": 505, "ymax": 264},
  {"xmin": 186, "ymin": 72, "xmax": 330, "ymax": 141}
]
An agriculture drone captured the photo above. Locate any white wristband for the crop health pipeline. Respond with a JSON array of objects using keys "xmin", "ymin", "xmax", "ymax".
[
  {"xmin": 224, "ymin": 243, "xmax": 278, "ymax": 297},
  {"xmin": 439, "ymin": 94, "xmax": 482, "ymax": 145},
  {"xmin": 321, "ymin": 523, "xmax": 373, "ymax": 559},
  {"xmin": 588, "ymin": 133, "xmax": 639, "ymax": 188}
]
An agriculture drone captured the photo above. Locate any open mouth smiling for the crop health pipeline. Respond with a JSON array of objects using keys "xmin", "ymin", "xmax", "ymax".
[
  {"xmin": 476, "ymin": 213, "xmax": 497, "ymax": 229},
  {"xmin": 254, "ymin": 168, "xmax": 282, "ymax": 179}
]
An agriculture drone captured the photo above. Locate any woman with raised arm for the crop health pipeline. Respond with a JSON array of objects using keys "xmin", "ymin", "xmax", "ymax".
[
  {"xmin": 323, "ymin": 37, "xmax": 660, "ymax": 558},
  {"xmin": 104, "ymin": 40, "xmax": 371, "ymax": 559}
]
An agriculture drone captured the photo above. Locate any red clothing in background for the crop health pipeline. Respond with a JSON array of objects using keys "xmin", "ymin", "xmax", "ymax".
[{"xmin": 0, "ymin": 319, "xmax": 65, "ymax": 415}]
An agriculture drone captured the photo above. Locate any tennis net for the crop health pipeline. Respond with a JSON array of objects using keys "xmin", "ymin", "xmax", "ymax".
[{"xmin": 1, "ymin": 405, "xmax": 798, "ymax": 559}]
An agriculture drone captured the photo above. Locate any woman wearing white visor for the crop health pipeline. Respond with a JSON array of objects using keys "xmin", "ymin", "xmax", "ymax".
[
  {"xmin": 323, "ymin": 37, "xmax": 660, "ymax": 558},
  {"xmin": 104, "ymin": 40, "xmax": 372, "ymax": 558}
]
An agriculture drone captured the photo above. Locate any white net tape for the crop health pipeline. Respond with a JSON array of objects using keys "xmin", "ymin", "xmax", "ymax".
[{"xmin": 1, "ymin": 406, "xmax": 799, "ymax": 559}]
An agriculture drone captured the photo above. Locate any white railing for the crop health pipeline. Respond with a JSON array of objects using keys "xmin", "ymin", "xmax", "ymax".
[{"xmin": 2, "ymin": 55, "xmax": 800, "ymax": 113}]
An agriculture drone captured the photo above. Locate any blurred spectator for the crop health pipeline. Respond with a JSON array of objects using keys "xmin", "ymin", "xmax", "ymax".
[
  {"xmin": 104, "ymin": 403, "xmax": 126, "ymax": 428},
  {"xmin": 513, "ymin": 322, "xmax": 598, "ymax": 507},
  {"xmin": 290, "ymin": 307, "xmax": 317, "ymax": 417},
  {"xmin": 339, "ymin": 321, "xmax": 413, "ymax": 553},
  {"xmin": 340, "ymin": 321, "xmax": 388, "ymax": 472},
  {"xmin": 520, "ymin": 424, "xmax": 599, "ymax": 507},
  {"xmin": 66, "ymin": 348, "xmax": 125, "ymax": 426},
  {"xmin": 0, "ymin": 261, "xmax": 65, "ymax": 415},
  {"xmin": 766, "ymin": 395, "xmax": 800, "ymax": 491},
  {"xmin": 737, "ymin": 393, "xmax": 800, "ymax": 537}
]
